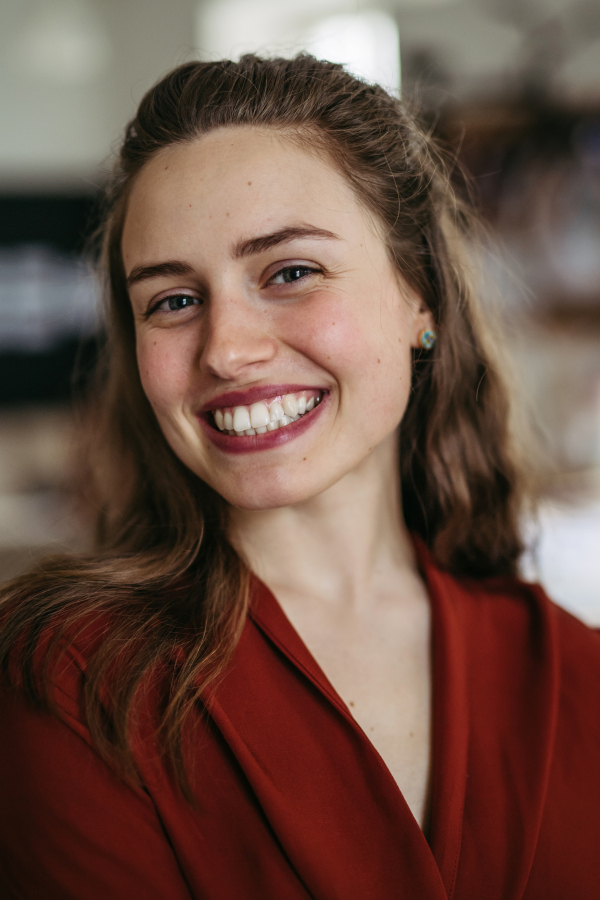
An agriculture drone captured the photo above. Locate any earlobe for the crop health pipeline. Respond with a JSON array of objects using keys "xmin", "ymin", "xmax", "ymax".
[
  {"xmin": 416, "ymin": 328, "xmax": 437, "ymax": 350},
  {"xmin": 411, "ymin": 307, "xmax": 435, "ymax": 350}
]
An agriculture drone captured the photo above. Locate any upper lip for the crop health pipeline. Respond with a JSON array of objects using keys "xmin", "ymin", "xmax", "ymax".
[{"xmin": 198, "ymin": 384, "xmax": 327, "ymax": 414}]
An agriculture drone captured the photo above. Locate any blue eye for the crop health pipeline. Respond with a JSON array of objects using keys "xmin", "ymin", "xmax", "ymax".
[{"xmin": 270, "ymin": 266, "xmax": 317, "ymax": 285}]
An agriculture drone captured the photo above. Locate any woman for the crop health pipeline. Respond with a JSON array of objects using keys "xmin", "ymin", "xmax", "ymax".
[{"xmin": 1, "ymin": 55, "xmax": 599, "ymax": 899}]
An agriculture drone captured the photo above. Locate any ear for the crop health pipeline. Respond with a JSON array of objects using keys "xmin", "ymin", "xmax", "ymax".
[{"xmin": 410, "ymin": 298, "xmax": 435, "ymax": 350}]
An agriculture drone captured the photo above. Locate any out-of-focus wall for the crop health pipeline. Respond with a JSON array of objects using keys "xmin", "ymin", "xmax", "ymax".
[{"xmin": 0, "ymin": 0, "xmax": 196, "ymax": 189}]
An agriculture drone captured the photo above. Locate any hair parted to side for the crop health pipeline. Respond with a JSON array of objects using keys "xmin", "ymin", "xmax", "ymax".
[{"xmin": 0, "ymin": 54, "xmax": 525, "ymax": 792}]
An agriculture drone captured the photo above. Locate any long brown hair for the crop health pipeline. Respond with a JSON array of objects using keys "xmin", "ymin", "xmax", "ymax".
[{"xmin": 0, "ymin": 55, "xmax": 525, "ymax": 790}]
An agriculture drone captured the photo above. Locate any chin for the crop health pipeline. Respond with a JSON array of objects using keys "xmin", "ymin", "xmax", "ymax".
[
  {"xmin": 212, "ymin": 480, "xmax": 309, "ymax": 512},
  {"xmin": 202, "ymin": 464, "xmax": 326, "ymax": 511}
]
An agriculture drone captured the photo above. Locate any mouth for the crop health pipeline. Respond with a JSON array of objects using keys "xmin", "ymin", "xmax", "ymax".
[
  {"xmin": 210, "ymin": 389, "xmax": 323, "ymax": 435},
  {"xmin": 198, "ymin": 388, "xmax": 326, "ymax": 453}
]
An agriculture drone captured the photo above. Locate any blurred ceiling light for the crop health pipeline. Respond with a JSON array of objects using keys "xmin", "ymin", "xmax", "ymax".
[
  {"xmin": 198, "ymin": 1, "xmax": 400, "ymax": 92},
  {"xmin": 303, "ymin": 11, "xmax": 400, "ymax": 93},
  {"xmin": 14, "ymin": 0, "xmax": 111, "ymax": 85}
]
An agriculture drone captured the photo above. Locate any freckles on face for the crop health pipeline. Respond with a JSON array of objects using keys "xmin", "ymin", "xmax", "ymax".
[
  {"xmin": 122, "ymin": 127, "xmax": 426, "ymax": 509},
  {"xmin": 136, "ymin": 326, "xmax": 197, "ymax": 424},
  {"xmin": 290, "ymin": 271, "xmax": 412, "ymax": 416}
]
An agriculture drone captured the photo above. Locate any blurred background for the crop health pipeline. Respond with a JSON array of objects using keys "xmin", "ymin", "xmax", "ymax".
[{"xmin": 0, "ymin": 0, "xmax": 599, "ymax": 619}]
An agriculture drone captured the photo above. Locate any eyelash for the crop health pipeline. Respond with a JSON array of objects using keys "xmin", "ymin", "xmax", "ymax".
[
  {"xmin": 266, "ymin": 264, "xmax": 321, "ymax": 286},
  {"xmin": 147, "ymin": 265, "xmax": 321, "ymax": 317},
  {"xmin": 147, "ymin": 294, "xmax": 202, "ymax": 317}
]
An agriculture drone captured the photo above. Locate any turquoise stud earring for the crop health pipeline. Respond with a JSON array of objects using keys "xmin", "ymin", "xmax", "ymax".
[{"xmin": 418, "ymin": 328, "xmax": 437, "ymax": 350}]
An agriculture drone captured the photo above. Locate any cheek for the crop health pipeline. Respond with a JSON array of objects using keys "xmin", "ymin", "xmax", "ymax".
[
  {"xmin": 280, "ymin": 293, "xmax": 411, "ymax": 403},
  {"xmin": 277, "ymin": 294, "xmax": 381, "ymax": 375},
  {"xmin": 136, "ymin": 334, "xmax": 192, "ymax": 416}
]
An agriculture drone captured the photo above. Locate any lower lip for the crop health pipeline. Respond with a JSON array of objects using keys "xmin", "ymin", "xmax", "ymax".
[{"xmin": 198, "ymin": 395, "xmax": 328, "ymax": 454}]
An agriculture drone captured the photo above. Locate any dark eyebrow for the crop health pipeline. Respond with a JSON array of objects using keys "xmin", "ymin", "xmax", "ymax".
[
  {"xmin": 232, "ymin": 226, "xmax": 340, "ymax": 260},
  {"xmin": 125, "ymin": 226, "xmax": 339, "ymax": 287},
  {"xmin": 126, "ymin": 260, "xmax": 195, "ymax": 288}
]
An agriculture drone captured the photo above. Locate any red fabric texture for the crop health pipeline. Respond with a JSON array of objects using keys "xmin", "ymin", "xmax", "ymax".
[{"xmin": 1, "ymin": 539, "xmax": 600, "ymax": 899}]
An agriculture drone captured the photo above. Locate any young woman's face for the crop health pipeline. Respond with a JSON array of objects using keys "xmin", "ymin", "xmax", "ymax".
[{"xmin": 122, "ymin": 128, "xmax": 432, "ymax": 510}]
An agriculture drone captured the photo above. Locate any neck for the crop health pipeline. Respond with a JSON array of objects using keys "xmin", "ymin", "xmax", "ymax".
[{"xmin": 229, "ymin": 433, "xmax": 418, "ymax": 610}]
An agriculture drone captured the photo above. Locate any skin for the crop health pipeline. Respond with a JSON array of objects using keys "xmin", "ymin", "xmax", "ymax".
[{"xmin": 122, "ymin": 127, "xmax": 435, "ymax": 829}]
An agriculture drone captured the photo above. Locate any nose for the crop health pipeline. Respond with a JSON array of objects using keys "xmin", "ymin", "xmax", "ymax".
[{"xmin": 201, "ymin": 293, "xmax": 278, "ymax": 382}]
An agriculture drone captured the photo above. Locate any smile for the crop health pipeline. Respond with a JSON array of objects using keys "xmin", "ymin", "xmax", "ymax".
[{"xmin": 211, "ymin": 390, "xmax": 323, "ymax": 436}]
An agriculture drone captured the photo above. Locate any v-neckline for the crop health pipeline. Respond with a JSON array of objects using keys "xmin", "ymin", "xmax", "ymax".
[{"xmin": 248, "ymin": 536, "xmax": 470, "ymax": 899}]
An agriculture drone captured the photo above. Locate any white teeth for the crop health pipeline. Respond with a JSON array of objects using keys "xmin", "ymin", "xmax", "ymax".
[
  {"xmin": 233, "ymin": 407, "xmax": 251, "ymax": 433},
  {"xmin": 214, "ymin": 391, "xmax": 322, "ymax": 437},
  {"xmin": 269, "ymin": 400, "xmax": 284, "ymax": 422},
  {"xmin": 250, "ymin": 401, "xmax": 270, "ymax": 429},
  {"xmin": 283, "ymin": 393, "xmax": 298, "ymax": 417}
]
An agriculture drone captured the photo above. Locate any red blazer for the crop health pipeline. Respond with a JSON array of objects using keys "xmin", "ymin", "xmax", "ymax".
[{"xmin": 1, "ymin": 540, "xmax": 600, "ymax": 899}]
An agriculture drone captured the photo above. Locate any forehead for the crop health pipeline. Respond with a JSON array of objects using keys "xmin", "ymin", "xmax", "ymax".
[{"xmin": 121, "ymin": 127, "xmax": 376, "ymax": 262}]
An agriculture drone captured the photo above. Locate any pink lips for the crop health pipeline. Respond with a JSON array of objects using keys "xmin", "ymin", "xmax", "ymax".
[{"xmin": 197, "ymin": 387, "xmax": 328, "ymax": 454}]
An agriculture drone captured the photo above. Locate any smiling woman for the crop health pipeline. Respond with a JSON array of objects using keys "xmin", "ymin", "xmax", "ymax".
[
  {"xmin": 123, "ymin": 128, "xmax": 432, "ymax": 507},
  {"xmin": 1, "ymin": 55, "xmax": 600, "ymax": 900}
]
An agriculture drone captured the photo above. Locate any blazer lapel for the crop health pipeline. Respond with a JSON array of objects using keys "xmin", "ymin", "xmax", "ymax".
[
  {"xmin": 416, "ymin": 546, "xmax": 560, "ymax": 900},
  {"xmin": 415, "ymin": 543, "xmax": 470, "ymax": 900},
  {"xmin": 208, "ymin": 577, "xmax": 449, "ymax": 900}
]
